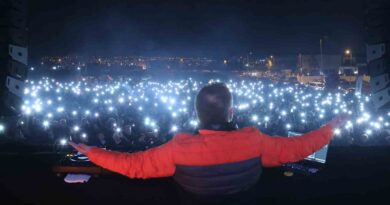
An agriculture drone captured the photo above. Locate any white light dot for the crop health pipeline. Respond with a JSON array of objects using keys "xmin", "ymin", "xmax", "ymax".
[
  {"xmin": 60, "ymin": 139, "xmax": 67, "ymax": 145},
  {"xmin": 252, "ymin": 115, "xmax": 258, "ymax": 122},
  {"xmin": 43, "ymin": 120, "xmax": 50, "ymax": 128},
  {"xmin": 73, "ymin": 126, "xmax": 80, "ymax": 132},
  {"xmin": 0, "ymin": 124, "xmax": 5, "ymax": 133},
  {"xmin": 171, "ymin": 125, "xmax": 178, "ymax": 132},
  {"xmin": 81, "ymin": 133, "xmax": 87, "ymax": 138}
]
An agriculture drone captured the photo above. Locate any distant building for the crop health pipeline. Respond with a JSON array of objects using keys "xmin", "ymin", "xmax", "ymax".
[{"xmin": 298, "ymin": 54, "xmax": 342, "ymax": 72}]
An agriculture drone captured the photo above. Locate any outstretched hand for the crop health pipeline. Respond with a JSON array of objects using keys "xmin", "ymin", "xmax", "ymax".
[
  {"xmin": 328, "ymin": 114, "xmax": 348, "ymax": 128},
  {"xmin": 69, "ymin": 142, "xmax": 92, "ymax": 155}
]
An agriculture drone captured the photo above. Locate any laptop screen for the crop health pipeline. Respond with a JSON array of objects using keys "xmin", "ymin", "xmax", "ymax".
[{"xmin": 287, "ymin": 131, "xmax": 328, "ymax": 164}]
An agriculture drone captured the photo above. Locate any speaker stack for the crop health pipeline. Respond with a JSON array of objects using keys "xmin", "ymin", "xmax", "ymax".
[
  {"xmin": 366, "ymin": 0, "xmax": 390, "ymax": 111},
  {"xmin": 0, "ymin": 0, "xmax": 28, "ymax": 116}
]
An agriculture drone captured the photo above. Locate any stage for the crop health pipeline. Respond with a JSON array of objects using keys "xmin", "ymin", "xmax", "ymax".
[{"xmin": 1, "ymin": 145, "xmax": 390, "ymax": 205}]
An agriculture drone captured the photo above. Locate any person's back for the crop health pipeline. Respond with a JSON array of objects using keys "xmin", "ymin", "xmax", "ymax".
[
  {"xmin": 172, "ymin": 127, "xmax": 263, "ymax": 195},
  {"xmin": 70, "ymin": 82, "xmax": 344, "ymax": 196}
]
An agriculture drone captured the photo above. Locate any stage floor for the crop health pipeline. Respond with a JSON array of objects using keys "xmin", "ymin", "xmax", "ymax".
[{"xmin": 1, "ymin": 146, "xmax": 390, "ymax": 205}]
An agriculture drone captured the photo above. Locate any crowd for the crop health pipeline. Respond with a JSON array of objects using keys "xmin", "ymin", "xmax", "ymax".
[{"xmin": 3, "ymin": 75, "xmax": 390, "ymax": 152}]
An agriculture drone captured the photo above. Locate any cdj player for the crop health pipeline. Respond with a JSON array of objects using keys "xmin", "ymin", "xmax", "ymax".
[{"xmin": 52, "ymin": 152, "xmax": 111, "ymax": 177}]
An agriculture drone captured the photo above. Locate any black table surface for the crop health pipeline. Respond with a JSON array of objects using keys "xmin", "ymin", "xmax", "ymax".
[{"xmin": 1, "ymin": 145, "xmax": 390, "ymax": 205}]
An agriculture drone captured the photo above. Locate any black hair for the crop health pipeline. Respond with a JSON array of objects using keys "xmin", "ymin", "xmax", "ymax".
[{"xmin": 195, "ymin": 83, "xmax": 233, "ymax": 126}]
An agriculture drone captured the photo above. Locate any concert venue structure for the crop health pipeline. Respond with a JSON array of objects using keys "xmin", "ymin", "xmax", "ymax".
[{"xmin": 1, "ymin": 0, "xmax": 390, "ymax": 204}]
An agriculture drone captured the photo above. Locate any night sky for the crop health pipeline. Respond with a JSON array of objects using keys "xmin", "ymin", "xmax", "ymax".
[{"xmin": 28, "ymin": 0, "xmax": 366, "ymax": 60}]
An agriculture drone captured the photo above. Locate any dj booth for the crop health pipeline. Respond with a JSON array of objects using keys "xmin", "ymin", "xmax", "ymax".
[
  {"xmin": 1, "ymin": 145, "xmax": 390, "ymax": 205},
  {"xmin": 52, "ymin": 130, "xmax": 330, "ymax": 182}
]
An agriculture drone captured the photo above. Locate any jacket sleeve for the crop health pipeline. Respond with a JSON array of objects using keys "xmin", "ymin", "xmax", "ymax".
[
  {"xmin": 257, "ymin": 124, "xmax": 334, "ymax": 167},
  {"xmin": 86, "ymin": 140, "xmax": 176, "ymax": 179}
]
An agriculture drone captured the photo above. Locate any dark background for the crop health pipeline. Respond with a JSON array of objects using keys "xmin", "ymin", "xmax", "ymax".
[{"xmin": 28, "ymin": 0, "xmax": 366, "ymax": 60}]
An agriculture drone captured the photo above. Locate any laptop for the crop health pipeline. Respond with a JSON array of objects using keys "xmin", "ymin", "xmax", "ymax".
[{"xmin": 282, "ymin": 131, "xmax": 329, "ymax": 175}]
